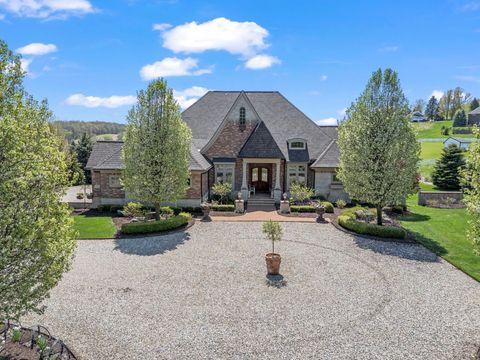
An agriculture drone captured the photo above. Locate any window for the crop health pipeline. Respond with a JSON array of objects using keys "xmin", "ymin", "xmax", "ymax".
[
  {"xmin": 252, "ymin": 167, "xmax": 258, "ymax": 182},
  {"xmin": 108, "ymin": 175, "xmax": 121, "ymax": 188},
  {"xmin": 215, "ymin": 164, "xmax": 234, "ymax": 184},
  {"xmin": 187, "ymin": 177, "xmax": 192, "ymax": 188},
  {"xmin": 261, "ymin": 168, "xmax": 268, "ymax": 182},
  {"xmin": 288, "ymin": 139, "xmax": 306, "ymax": 150},
  {"xmin": 239, "ymin": 107, "xmax": 246, "ymax": 126},
  {"xmin": 288, "ymin": 164, "xmax": 306, "ymax": 186},
  {"xmin": 332, "ymin": 172, "xmax": 342, "ymax": 184}
]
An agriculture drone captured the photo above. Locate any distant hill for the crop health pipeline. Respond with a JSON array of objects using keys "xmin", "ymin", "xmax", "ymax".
[{"xmin": 52, "ymin": 121, "xmax": 125, "ymax": 142}]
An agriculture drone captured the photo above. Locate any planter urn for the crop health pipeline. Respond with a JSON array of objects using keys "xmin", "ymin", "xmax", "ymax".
[
  {"xmin": 315, "ymin": 206, "xmax": 325, "ymax": 221},
  {"xmin": 201, "ymin": 203, "xmax": 211, "ymax": 221},
  {"xmin": 265, "ymin": 253, "xmax": 281, "ymax": 275}
]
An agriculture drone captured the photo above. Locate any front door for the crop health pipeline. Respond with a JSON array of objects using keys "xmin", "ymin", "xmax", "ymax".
[{"xmin": 251, "ymin": 166, "xmax": 270, "ymax": 192}]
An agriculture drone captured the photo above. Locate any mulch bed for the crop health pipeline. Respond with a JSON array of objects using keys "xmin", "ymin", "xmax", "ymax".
[
  {"xmin": 116, "ymin": 219, "xmax": 196, "ymax": 239},
  {"xmin": 209, "ymin": 211, "xmax": 244, "ymax": 217},
  {"xmin": 276, "ymin": 211, "xmax": 317, "ymax": 218}
]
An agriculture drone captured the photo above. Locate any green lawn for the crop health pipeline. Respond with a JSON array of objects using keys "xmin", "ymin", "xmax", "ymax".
[
  {"xmin": 418, "ymin": 182, "xmax": 441, "ymax": 192},
  {"xmin": 419, "ymin": 163, "xmax": 435, "ymax": 182},
  {"xmin": 400, "ymin": 194, "xmax": 480, "ymax": 281},
  {"xmin": 420, "ymin": 142, "xmax": 443, "ymax": 160},
  {"xmin": 413, "ymin": 120, "xmax": 473, "ymax": 139},
  {"xmin": 73, "ymin": 215, "xmax": 117, "ymax": 239}
]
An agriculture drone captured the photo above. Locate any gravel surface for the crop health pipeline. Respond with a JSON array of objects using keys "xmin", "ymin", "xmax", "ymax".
[{"xmin": 23, "ymin": 222, "xmax": 480, "ymax": 359}]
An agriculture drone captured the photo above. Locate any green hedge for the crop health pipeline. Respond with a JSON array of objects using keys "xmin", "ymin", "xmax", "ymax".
[
  {"xmin": 338, "ymin": 207, "xmax": 406, "ymax": 239},
  {"xmin": 98, "ymin": 204, "xmax": 124, "ymax": 212},
  {"xmin": 211, "ymin": 204, "xmax": 235, "ymax": 212},
  {"xmin": 121, "ymin": 212, "xmax": 192, "ymax": 234},
  {"xmin": 321, "ymin": 201, "xmax": 334, "ymax": 213},
  {"xmin": 290, "ymin": 205, "xmax": 316, "ymax": 213},
  {"xmin": 452, "ymin": 127, "xmax": 472, "ymax": 134}
]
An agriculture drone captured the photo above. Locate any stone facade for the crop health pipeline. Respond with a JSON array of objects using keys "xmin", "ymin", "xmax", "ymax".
[
  {"xmin": 91, "ymin": 170, "xmax": 126, "ymax": 206},
  {"xmin": 418, "ymin": 191, "xmax": 464, "ymax": 207}
]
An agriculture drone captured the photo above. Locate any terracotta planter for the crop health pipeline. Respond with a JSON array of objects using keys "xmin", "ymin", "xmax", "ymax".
[{"xmin": 265, "ymin": 253, "xmax": 281, "ymax": 275}]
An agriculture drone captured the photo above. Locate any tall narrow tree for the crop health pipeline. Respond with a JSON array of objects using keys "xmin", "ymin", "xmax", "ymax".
[
  {"xmin": 424, "ymin": 96, "xmax": 439, "ymax": 121},
  {"xmin": 123, "ymin": 79, "xmax": 192, "ymax": 220},
  {"xmin": 338, "ymin": 68, "xmax": 420, "ymax": 225},
  {"xmin": 452, "ymin": 109, "xmax": 467, "ymax": 128},
  {"xmin": 432, "ymin": 144, "xmax": 465, "ymax": 190},
  {"xmin": 460, "ymin": 126, "xmax": 480, "ymax": 255},
  {"xmin": 72, "ymin": 132, "xmax": 93, "ymax": 183},
  {"xmin": 0, "ymin": 40, "xmax": 76, "ymax": 320}
]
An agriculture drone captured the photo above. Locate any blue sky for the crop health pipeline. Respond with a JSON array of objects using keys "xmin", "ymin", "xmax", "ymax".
[{"xmin": 1, "ymin": 0, "xmax": 479, "ymax": 125}]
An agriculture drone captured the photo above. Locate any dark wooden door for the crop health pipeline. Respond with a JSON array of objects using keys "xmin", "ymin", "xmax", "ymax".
[{"xmin": 251, "ymin": 166, "xmax": 269, "ymax": 192}]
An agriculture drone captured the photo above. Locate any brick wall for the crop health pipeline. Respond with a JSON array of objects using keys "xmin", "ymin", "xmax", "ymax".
[
  {"xmin": 418, "ymin": 191, "xmax": 464, "ymax": 206},
  {"xmin": 92, "ymin": 170, "xmax": 125, "ymax": 199},
  {"xmin": 204, "ymin": 121, "xmax": 257, "ymax": 159},
  {"xmin": 185, "ymin": 172, "xmax": 202, "ymax": 199}
]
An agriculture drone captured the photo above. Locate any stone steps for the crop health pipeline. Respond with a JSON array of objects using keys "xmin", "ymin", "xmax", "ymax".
[{"xmin": 247, "ymin": 196, "xmax": 276, "ymax": 212}]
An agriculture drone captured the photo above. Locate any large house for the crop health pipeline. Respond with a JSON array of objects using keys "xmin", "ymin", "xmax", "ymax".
[{"xmin": 86, "ymin": 91, "xmax": 348, "ymax": 208}]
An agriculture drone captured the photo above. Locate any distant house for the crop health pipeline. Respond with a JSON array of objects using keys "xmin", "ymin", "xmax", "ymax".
[
  {"xmin": 411, "ymin": 111, "xmax": 427, "ymax": 122},
  {"xmin": 443, "ymin": 137, "xmax": 477, "ymax": 150},
  {"xmin": 86, "ymin": 91, "xmax": 348, "ymax": 208},
  {"xmin": 468, "ymin": 106, "xmax": 480, "ymax": 125}
]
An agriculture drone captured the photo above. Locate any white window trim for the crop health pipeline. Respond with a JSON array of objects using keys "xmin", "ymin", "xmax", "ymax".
[
  {"xmin": 108, "ymin": 175, "xmax": 121, "ymax": 188},
  {"xmin": 287, "ymin": 163, "xmax": 307, "ymax": 189},
  {"xmin": 214, "ymin": 162, "xmax": 235, "ymax": 185},
  {"xmin": 288, "ymin": 138, "xmax": 306, "ymax": 150}
]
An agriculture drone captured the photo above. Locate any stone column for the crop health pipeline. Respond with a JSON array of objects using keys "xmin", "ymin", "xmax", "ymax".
[
  {"xmin": 273, "ymin": 160, "xmax": 281, "ymax": 203},
  {"xmin": 241, "ymin": 159, "xmax": 249, "ymax": 200}
]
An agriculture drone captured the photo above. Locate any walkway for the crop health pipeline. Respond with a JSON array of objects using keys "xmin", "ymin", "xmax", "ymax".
[{"xmin": 211, "ymin": 210, "xmax": 317, "ymax": 222}]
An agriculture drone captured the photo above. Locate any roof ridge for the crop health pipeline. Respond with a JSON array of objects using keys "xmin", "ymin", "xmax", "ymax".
[
  {"xmin": 312, "ymin": 138, "xmax": 336, "ymax": 166},
  {"xmin": 95, "ymin": 146, "xmax": 122, "ymax": 169}
]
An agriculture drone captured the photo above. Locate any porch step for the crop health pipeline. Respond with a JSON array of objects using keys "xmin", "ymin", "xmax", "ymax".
[{"xmin": 247, "ymin": 196, "xmax": 276, "ymax": 212}]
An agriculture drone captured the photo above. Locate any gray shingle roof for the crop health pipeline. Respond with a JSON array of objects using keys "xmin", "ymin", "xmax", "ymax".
[
  {"xmin": 238, "ymin": 122, "xmax": 284, "ymax": 159},
  {"xmin": 470, "ymin": 106, "xmax": 480, "ymax": 115},
  {"xmin": 86, "ymin": 141, "xmax": 211, "ymax": 172},
  {"xmin": 183, "ymin": 91, "xmax": 335, "ymax": 163},
  {"xmin": 85, "ymin": 141, "xmax": 124, "ymax": 170},
  {"xmin": 310, "ymin": 139, "xmax": 340, "ymax": 168}
]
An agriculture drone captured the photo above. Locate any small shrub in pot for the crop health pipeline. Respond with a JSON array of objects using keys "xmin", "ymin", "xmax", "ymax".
[{"xmin": 262, "ymin": 220, "xmax": 283, "ymax": 275}]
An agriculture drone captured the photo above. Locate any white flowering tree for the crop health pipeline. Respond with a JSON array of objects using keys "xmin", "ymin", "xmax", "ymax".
[
  {"xmin": 461, "ymin": 126, "xmax": 480, "ymax": 255},
  {"xmin": 338, "ymin": 68, "xmax": 420, "ymax": 225},
  {"xmin": 122, "ymin": 79, "xmax": 192, "ymax": 220},
  {"xmin": 0, "ymin": 40, "xmax": 76, "ymax": 320}
]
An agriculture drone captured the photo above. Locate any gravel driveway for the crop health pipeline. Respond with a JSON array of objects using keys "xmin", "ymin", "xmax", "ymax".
[{"xmin": 24, "ymin": 222, "xmax": 480, "ymax": 359}]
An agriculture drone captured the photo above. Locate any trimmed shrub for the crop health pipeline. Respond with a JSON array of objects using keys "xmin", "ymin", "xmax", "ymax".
[
  {"xmin": 321, "ymin": 201, "xmax": 334, "ymax": 213},
  {"xmin": 98, "ymin": 204, "xmax": 124, "ymax": 212},
  {"xmin": 452, "ymin": 127, "xmax": 473, "ymax": 135},
  {"xmin": 211, "ymin": 204, "xmax": 235, "ymax": 212},
  {"xmin": 159, "ymin": 206, "xmax": 174, "ymax": 217},
  {"xmin": 123, "ymin": 202, "xmax": 144, "ymax": 218},
  {"xmin": 121, "ymin": 213, "xmax": 191, "ymax": 234},
  {"xmin": 336, "ymin": 199, "xmax": 346, "ymax": 209},
  {"xmin": 311, "ymin": 194, "xmax": 327, "ymax": 201},
  {"xmin": 338, "ymin": 206, "xmax": 406, "ymax": 239},
  {"xmin": 290, "ymin": 205, "xmax": 316, "ymax": 213}
]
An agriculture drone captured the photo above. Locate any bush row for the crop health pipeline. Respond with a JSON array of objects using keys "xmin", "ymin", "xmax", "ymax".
[
  {"xmin": 338, "ymin": 206, "xmax": 406, "ymax": 239},
  {"xmin": 97, "ymin": 204, "xmax": 124, "ymax": 212},
  {"xmin": 121, "ymin": 212, "xmax": 192, "ymax": 234},
  {"xmin": 452, "ymin": 127, "xmax": 473, "ymax": 134},
  {"xmin": 98, "ymin": 204, "xmax": 202, "ymax": 215},
  {"xmin": 211, "ymin": 204, "xmax": 235, "ymax": 212},
  {"xmin": 290, "ymin": 205, "xmax": 316, "ymax": 213}
]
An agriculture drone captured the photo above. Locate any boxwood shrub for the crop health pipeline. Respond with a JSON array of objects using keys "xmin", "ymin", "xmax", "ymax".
[
  {"xmin": 211, "ymin": 204, "xmax": 235, "ymax": 212},
  {"xmin": 290, "ymin": 205, "xmax": 316, "ymax": 213},
  {"xmin": 321, "ymin": 201, "xmax": 334, "ymax": 213},
  {"xmin": 98, "ymin": 204, "xmax": 124, "ymax": 212},
  {"xmin": 121, "ymin": 212, "xmax": 192, "ymax": 234},
  {"xmin": 338, "ymin": 207, "xmax": 406, "ymax": 239}
]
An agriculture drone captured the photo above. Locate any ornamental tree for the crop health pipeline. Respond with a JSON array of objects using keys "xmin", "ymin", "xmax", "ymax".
[
  {"xmin": 452, "ymin": 109, "xmax": 467, "ymax": 127},
  {"xmin": 460, "ymin": 126, "xmax": 480, "ymax": 255},
  {"xmin": 122, "ymin": 79, "xmax": 192, "ymax": 220},
  {"xmin": 212, "ymin": 182, "xmax": 232, "ymax": 204},
  {"xmin": 432, "ymin": 144, "xmax": 465, "ymax": 190},
  {"xmin": 338, "ymin": 68, "xmax": 420, "ymax": 225},
  {"xmin": 0, "ymin": 40, "xmax": 76, "ymax": 320}
]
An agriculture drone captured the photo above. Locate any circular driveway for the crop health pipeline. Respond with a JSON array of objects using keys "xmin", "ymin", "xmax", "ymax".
[{"xmin": 24, "ymin": 222, "xmax": 480, "ymax": 359}]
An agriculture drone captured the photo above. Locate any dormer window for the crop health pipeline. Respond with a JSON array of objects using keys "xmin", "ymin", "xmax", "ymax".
[
  {"xmin": 239, "ymin": 107, "xmax": 246, "ymax": 126},
  {"xmin": 288, "ymin": 139, "xmax": 306, "ymax": 150}
]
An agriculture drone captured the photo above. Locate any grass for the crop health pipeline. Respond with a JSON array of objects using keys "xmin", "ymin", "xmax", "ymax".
[
  {"xmin": 400, "ymin": 194, "xmax": 479, "ymax": 281},
  {"xmin": 419, "ymin": 163, "xmax": 435, "ymax": 182},
  {"xmin": 73, "ymin": 215, "xmax": 116, "ymax": 239},
  {"xmin": 418, "ymin": 182, "xmax": 442, "ymax": 192},
  {"xmin": 413, "ymin": 120, "xmax": 473, "ymax": 139},
  {"xmin": 420, "ymin": 142, "xmax": 443, "ymax": 160}
]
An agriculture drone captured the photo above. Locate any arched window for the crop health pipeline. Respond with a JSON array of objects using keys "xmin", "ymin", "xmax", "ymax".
[{"xmin": 239, "ymin": 107, "xmax": 246, "ymax": 126}]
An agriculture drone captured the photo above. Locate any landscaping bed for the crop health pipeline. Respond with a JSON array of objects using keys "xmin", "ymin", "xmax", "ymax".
[{"xmin": 121, "ymin": 212, "xmax": 193, "ymax": 235}]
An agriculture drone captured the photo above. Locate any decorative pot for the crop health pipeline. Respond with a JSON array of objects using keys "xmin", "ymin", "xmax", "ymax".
[
  {"xmin": 201, "ymin": 204, "xmax": 211, "ymax": 221},
  {"xmin": 265, "ymin": 253, "xmax": 281, "ymax": 275},
  {"xmin": 316, "ymin": 207, "xmax": 325, "ymax": 221}
]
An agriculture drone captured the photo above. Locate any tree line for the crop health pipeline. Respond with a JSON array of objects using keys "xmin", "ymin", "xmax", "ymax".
[{"xmin": 52, "ymin": 120, "xmax": 125, "ymax": 142}]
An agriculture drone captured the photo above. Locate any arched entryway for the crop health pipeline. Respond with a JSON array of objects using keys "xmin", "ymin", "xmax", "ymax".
[{"xmin": 250, "ymin": 165, "xmax": 271, "ymax": 193}]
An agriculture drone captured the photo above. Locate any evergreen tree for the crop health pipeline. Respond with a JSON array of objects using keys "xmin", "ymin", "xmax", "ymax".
[
  {"xmin": 432, "ymin": 144, "xmax": 465, "ymax": 190},
  {"xmin": 123, "ymin": 79, "xmax": 192, "ymax": 220},
  {"xmin": 0, "ymin": 39, "xmax": 76, "ymax": 320},
  {"xmin": 452, "ymin": 109, "xmax": 467, "ymax": 127},
  {"xmin": 424, "ymin": 96, "xmax": 439, "ymax": 121},
  {"xmin": 470, "ymin": 98, "xmax": 479, "ymax": 112},
  {"xmin": 338, "ymin": 68, "xmax": 420, "ymax": 225},
  {"xmin": 72, "ymin": 132, "xmax": 93, "ymax": 183}
]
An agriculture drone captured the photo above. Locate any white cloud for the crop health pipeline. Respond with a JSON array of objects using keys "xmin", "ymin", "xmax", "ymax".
[
  {"xmin": 173, "ymin": 86, "xmax": 209, "ymax": 109},
  {"xmin": 379, "ymin": 45, "xmax": 399, "ymax": 52},
  {"xmin": 244, "ymin": 54, "xmax": 280, "ymax": 69},
  {"xmin": 316, "ymin": 117, "xmax": 338, "ymax": 126},
  {"xmin": 0, "ymin": 0, "xmax": 94, "ymax": 18},
  {"xmin": 161, "ymin": 17, "xmax": 269, "ymax": 57},
  {"xmin": 430, "ymin": 90, "xmax": 444, "ymax": 100},
  {"xmin": 20, "ymin": 58, "xmax": 33, "ymax": 72},
  {"xmin": 454, "ymin": 75, "xmax": 480, "ymax": 83},
  {"xmin": 153, "ymin": 23, "xmax": 171, "ymax": 31},
  {"xmin": 321, "ymin": 74, "xmax": 328, "ymax": 81},
  {"xmin": 140, "ymin": 57, "xmax": 212, "ymax": 80},
  {"xmin": 65, "ymin": 94, "xmax": 137, "ymax": 108},
  {"xmin": 462, "ymin": 1, "xmax": 480, "ymax": 11},
  {"xmin": 16, "ymin": 43, "xmax": 57, "ymax": 56}
]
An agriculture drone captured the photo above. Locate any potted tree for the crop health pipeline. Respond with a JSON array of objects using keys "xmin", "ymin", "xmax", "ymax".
[{"xmin": 262, "ymin": 220, "xmax": 283, "ymax": 275}]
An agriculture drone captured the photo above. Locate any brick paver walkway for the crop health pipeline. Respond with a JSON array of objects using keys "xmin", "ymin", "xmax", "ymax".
[{"xmin": 211, "ymin": 210, "xmax": 317, "ymax": 222}]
